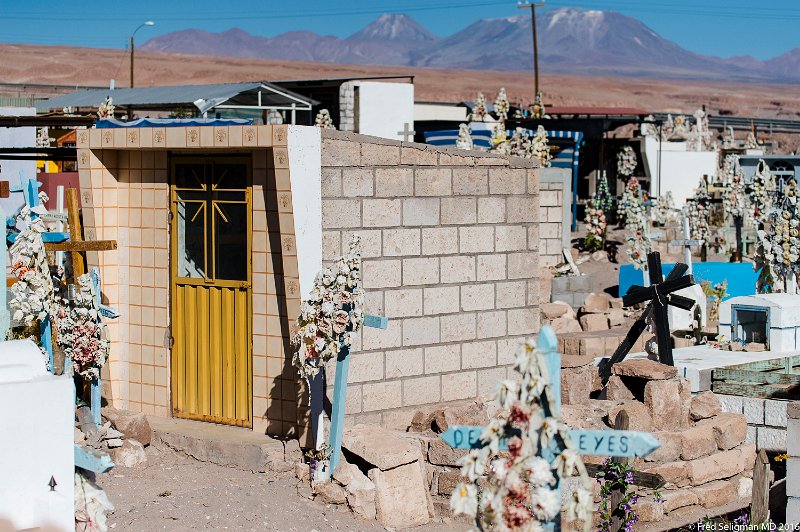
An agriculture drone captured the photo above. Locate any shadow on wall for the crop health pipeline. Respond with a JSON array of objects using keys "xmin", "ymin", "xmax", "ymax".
[{"xmin": 260, "ymin": 166, "xmax": 312, "ymax": 447}]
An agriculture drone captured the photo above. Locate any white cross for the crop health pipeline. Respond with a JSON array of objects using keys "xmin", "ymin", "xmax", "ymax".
[
  {"xmin": 397, "ymin": 122, "xmax": 416, "ymax": 142},
  {"xmin": 670, "ymin": 215, "xmax": 702, "ymax": 274}
]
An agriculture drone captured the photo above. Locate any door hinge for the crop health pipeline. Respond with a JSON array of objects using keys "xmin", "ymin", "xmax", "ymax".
[
  {"xmin": 167, "ymin": 211, "xmax": 173, "ymax": 224},
  {"xmin": 166, "ymin": 334, "xmax": 174, "ymax": 349}
]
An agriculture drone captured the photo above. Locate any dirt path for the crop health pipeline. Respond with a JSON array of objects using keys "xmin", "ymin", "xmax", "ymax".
[{"xmin": 98, "ymin": 445, "xmax": 461, "ymax": 531}]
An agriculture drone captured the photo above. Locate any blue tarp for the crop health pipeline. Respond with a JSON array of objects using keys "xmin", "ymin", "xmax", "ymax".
[
  {"xmin": 619, "ymin": 262, "xmax": 760, "ymax": 300},
  {"xmin": 95, "ymin": 118, "xmax": 253, "ymax": 128}
]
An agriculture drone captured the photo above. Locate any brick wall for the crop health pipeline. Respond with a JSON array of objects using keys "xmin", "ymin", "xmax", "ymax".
[
  {"xmin": 539, "ymin": 168, "xmax": 571, "ymax": 267},
  {"xmin": 718, "ymin": 394, "xmax": 788, "ymax": 451},
  {"xmin": 788, "ymin": 402, "xmax": 799, "ymax": 526},
  {"xmin": 319, "ymin": 130, "xmax": 540, "ymax": 429}
]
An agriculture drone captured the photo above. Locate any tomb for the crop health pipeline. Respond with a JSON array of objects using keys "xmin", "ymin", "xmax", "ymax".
[{"xmin": 719, "ymin": 294, "xmax": 800, "ymax": 351}]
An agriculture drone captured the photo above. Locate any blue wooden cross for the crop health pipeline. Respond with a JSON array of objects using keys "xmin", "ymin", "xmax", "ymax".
[
  {"xmin": 7, "ymin": 171, "xmax": 69, "ymax": 244},
  {"xmin": 321, "ymin": 313, "xmax": 388, "ymax": 479},
  {"xmin": 74, "ymin": 445, "xmax": 114, "ymax": 474},
  {"xmin": 88, "ymin": 267, "xmax": 119, "ymax": 426},
  {"xmin": 439, "ymin": 326, "xmax": 660, "ymax": 531},
  {"xmin": 0, "ymin": 203, "xmax": 9, "ymax": 339}
]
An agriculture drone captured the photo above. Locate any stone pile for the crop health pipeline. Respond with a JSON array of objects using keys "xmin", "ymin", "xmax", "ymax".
[
  {"xmin": 74, "ymin": 406, "xmax": 151, "ymax": 468},
  {"xmin": 542, "ymin": 293, "xmax": 629, "ymax": 335},
  {"xmin": 563, "ymin": 359, "xmax": 755, "ymax": 526}
]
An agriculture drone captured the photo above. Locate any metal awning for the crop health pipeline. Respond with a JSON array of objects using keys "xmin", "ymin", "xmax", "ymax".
[{"xmin": 36, "ymin": 82, "xmax": 316, "ymax": 116}]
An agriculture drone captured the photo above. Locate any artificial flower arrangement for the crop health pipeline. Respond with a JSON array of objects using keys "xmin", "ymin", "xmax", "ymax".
[
  {"xmin": 755, "ymin": 177, "xmax": 800, "ymax": 293},
  {"xmin": 584, "ymin": 196, "xmax": 607, "ymax": 253},
  {"xmin": 625, "ymin": 197, "xmax": 653, "ymax": 270},
  {"xmin": 470, "ymin": 92, "xmax": 489, "ymax": 122},
  {"xmin": 291, "ymin": 235, "xmax": 366, "ymax": 379},
  {"xmin": 595, "ymin": 171, "xmax": 614, "ymax": 213},
  {"xmin": 616, "ymin": 176, "xmax": 640, "ymax": 223},
  {"xmin": 56, "ymin": 274, "xmax": 110, "ymax": 380},
  {"xmin": 490, "ymin": 124, "xmax": 510, "ymax": 156},
  {"xmin": 450, "ymin": 336, "xmax": 593, "ymax": 531},
  {"xmin": 685, "ymin": 179, "xmax": 711, "ymax": 243},
  {"xmin": 617, "ymin": 146, "xmax": 637, "ymax": 177},
  {"xmin": 456, "ymin": 123, "xmax": 474, "ymax": 151},
  {"xmin": 651, "ymin": 191, "xmax": 676, "ymax": 226},
  {"xmin": 528, "ymin": 125, "xmax": 552, "ymax": 168},
  {"xmin": 750, "ymin": 159, "xmax": 776, "ymax": 227},
  {"xmin": 97, "ymin": 97, "xmax": 114, "ymax": 119},
  {"xmin": 493, "ymin": 87, "xmax": 510, "ymax": 125},
  {"xmin": 721, "ymin": 154, "xmax": 748, "ymax": 221},
  {"xmin": 314, "ymin": 109, "xmax": 335, "ymax": 129}
]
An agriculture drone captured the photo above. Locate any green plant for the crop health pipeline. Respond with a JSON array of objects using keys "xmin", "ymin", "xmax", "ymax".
[
  {"xmin": 701, "ymin": 280, "xmax": 728, "ymax": 321},
  {"xmin": 585, "ymin": 232, "xmax": 604, "ymax": 253},
  {"xmin": 596, "ymin": 459, "xmax": 639, "ymax": 532}
]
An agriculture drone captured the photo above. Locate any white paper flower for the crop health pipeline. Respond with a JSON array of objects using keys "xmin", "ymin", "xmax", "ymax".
[{"xmin": 450, "ymin": 483, "xmax": 478, "ymax": 517}]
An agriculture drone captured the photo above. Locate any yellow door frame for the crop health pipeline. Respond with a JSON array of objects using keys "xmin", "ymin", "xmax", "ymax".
[{"xmin": 169, "ymin": 154, "xmax": 253, "ymax": 427}]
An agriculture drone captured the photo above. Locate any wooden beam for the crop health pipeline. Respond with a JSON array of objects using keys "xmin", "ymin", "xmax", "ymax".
[
  {"xmin": 712, "ymin": 368, "xmax": 800, "ymax": 386},
  {"xmin": 45, "ymin": 240, "xmax": 117, "ymax": 252},
  {"xmin": 712, "ymin": 381, "xmax": 800, "ymax": 399},
  {"xmin": 751, "ymin": 449, "xmax": 770, "ymax": 524},
  {"xmin": 66, "ymin": 188, "xmax": 85, "ymax": 278},
  {"xmin": 582, "ymin": 464, "xmax": 665, "ymax": 489}
]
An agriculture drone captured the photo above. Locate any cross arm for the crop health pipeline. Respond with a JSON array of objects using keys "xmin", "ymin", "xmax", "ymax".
[
  {"xmin": 668, "ymin": 293, "xmax": 695, "ymax": 311},
  {"xmin": 659, "ymin": 274, "xmax": 695, "ymax": 296},
  {"xmin": 623, "ymin": 285, "xmax": 653, "ymax": 307},
  {"xmin": 44, "ymin": 240, "xmax": 117, "ymax": 252}
]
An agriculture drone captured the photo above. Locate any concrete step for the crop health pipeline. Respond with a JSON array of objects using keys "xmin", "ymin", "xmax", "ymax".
[{"xmin": 149, "ymin": 416, "xmax": 302, "ymax": 473}]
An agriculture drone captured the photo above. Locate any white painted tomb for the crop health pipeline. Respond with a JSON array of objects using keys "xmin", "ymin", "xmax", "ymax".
[
  {"xmin": 668, "ymin": 284, "xmax": 707, "ymax": 331},
  {"xmin": 0, "ymin": 340, "xmax": 74, "ymax": 531},
  {"xmin": 719, "ymin": 293, "xmax": 800, "ymax": 351}
]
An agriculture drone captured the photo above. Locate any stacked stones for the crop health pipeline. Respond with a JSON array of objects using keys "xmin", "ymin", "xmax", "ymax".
[
  {"xmin": 74, "ymin": 407, "xmax": 151, "ymax": 468},
  {"xmin": 563, "ymin": 359, "xmax": 755, "ymax": 526}
]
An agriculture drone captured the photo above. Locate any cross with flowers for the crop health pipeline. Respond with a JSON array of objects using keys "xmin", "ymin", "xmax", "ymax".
[{"xmin": 442, "ymin": 326, "xmax": 661, "ymax": 531}]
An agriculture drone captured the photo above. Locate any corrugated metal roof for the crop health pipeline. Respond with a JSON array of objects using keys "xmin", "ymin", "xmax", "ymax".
[{"xmin": 36, "ymin": 81, "xmax": 314, "ymax": 111}]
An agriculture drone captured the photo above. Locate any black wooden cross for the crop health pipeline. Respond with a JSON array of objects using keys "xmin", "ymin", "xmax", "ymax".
[{"xmin": 599, "ymin": 251, "xmax": 695, "ymax": 383}]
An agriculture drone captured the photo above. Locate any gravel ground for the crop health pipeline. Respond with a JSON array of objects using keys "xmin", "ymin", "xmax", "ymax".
[{"xmin": 98, "ymin": 445, "xmax": 463, "ymax": 532}]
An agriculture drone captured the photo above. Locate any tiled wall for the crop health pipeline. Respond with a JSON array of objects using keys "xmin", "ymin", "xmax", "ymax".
[
  {"xmin": 319, "ymin": 130, "xmax": 541, "ymax": 430},
  {"xmin": 539, "ymin": 168, "xmax": 571, "ymax": 267}
]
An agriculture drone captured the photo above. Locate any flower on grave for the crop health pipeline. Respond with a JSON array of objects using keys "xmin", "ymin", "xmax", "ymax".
[
  {"xmin": 470, "ymin": 92, "xmax": 489, "ymax": 122},
  {"xmin": 720, "ymin": 154, "xmax": 748, "ymax": 221},
  {"xmin": 450, "ymin": 336, "xmax": 593, "ymax": 531},
  {"xmin": 97, "ymin": 97, "xmax": 114, "ymax": 119},
  {"xmin": 745, "ymin": 131, "xmax": 758, "ymax": 149},
  {"xmin": 531, "ymin": 91, "xmax": 546, "ymax": 119},
  {"xmin": 750, "ymin": 159, "xmax": 776, "ymax": 227},
  {"xmin": 456, "ymin": 123, "xmax": 474, "ymax": 151},
  {"xmin": 755, "ymin": 176, "xmax": 800, "ymax": 292},
  {"xmin": 35, "ymin": 127, "xmax": 54, "ymax": 148},
  {"xmin": 595, "ymin": 171, "xmax": 614, "ymax": 213},
  {"xmin": 528, "ymin": 126, "xmax": 552, "ymax": 168},
  {"xmin": 314, "ymin": 109, "xmax": 335, "ymax": 129},
  {"xmin": 493, "ymin": 87, "xmax": 510, "ymax": 125},
  {"xmin": 624, "ymin": 191, "xmax": 653, "ymax": 270},
  {"xmin": 8, "ymin": 214, "xmax": 58, "ymax": 330},
  {"xmin": 584, "ymin": 196, "xmax": 606, "ymax": 253},
  {"xmin": 490, "ymin": 123, "xmax": 511, "ymax": 155},
  {"xmin": 617, "ymin": 145, "xmax": 637, "ymax": 177},
  {"xmin": 685, "ymin": 178, "xmax": 711, "ymax": 244},
  {"xmin": 291, "ymin": 235, "xmax": 365, "ymax": 379},
  {"xmin": 56, "ymin": 273, "xmax": 110, "ymax": 381},
  {"xmin": 617, "ymin": 176, "xmax": 640, "ymax": 222}
]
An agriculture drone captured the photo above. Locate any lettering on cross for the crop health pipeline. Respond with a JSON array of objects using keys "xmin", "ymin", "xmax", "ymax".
[{"xmin": 599, "ymin": 251, "xmax": 696, "ymax": 383}]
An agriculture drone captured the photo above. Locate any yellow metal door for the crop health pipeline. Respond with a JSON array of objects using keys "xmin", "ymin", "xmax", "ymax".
[{"xmin": 170, "ymin": 157, "xmax": 252, "ymax": 427}]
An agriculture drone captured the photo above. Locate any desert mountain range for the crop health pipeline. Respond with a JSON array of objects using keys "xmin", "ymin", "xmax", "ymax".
[{"xmin": 140, "ymin": 8, "xmax": 800, "ymax": 83}]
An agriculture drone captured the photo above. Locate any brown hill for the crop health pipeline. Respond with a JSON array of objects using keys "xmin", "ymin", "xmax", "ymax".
[{"xmin": 1, "ymin": 43, "xmax": 800, "ymax": 119}]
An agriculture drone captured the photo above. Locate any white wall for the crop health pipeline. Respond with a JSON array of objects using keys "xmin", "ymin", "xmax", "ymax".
[
  {"xmin": 0, "ymin": 107, "xmax": 36, "ymax": 217},
  {"xmin": 287, "ymin": 126, "xmax": 322, "ymax": 299},
  {"xmin": 413, "ymin": 102, "xmax": 467, "ymax": 123},
  {"xmin": 640, "ymin": 136, "xmax": 718, "ymax": 207},
  {"xmin": 0, "ymin": 341, "xmax": 74, "ymax": 531},
  {"xmin": 355, "ymin": 82, "xmax": 414, "ymax": 141}
]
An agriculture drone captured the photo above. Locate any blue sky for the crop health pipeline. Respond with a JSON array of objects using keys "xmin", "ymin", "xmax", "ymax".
[{"xmin": 1, "ymin": 0, "xmax": 798, "ymax": 59}]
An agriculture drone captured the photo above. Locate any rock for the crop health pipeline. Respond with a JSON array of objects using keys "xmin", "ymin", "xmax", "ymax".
[
  {"xmin": 610, "ymin": 298, "xmax": 623, "ymax": 309},
  {"xmin": 561, "ymin": 405, "xmax": 593, "ymax": 428},
  {"xmin": 579, "ymin": 313, "xmax": 608, "ymax": 332},
  {"xmin": 104, "ymin": 427, "xmax": 124, "ymax": 440},
  {"xmin": 679, "ymin": 424, "xmax": 717, "ymax": 460},
  {"xmin": 561, "ymin": 354, "xmax": 594, "ymax": 368},
  {"xmin": 315, "ymin": 481, "xmax": 347, "ymax": 505},
  {"xmin": 332, "ymin": 462, "xmax": 361, "ymax": 487},
  {"xmin": 436, "ymin": 470, "xmax": 465, "ymax": 496},
  {"xmin": 608, "ymin": 402, "xmax": 652, "ymax": 432},
  {"xmin": 643, "ymin": 432, "xmax": 682, "ymax": 463},
  {"xmin": 699, "ymin": 413, "xmax": 747, "ymax": 450},
  {"xmin": 297, "ymin": 483, "xmax": 314, "ymax": 500},
  {"xmin": 613, "ymin": 359, "xmax": 678, "ymax": 380},
  {"xmin": 561, "ymin": 366, "xmax": 593, "ymax": 405},
  {"xmin": 369, "ymin": 462, "xmax": 430, "ymax": 528},
  {"xmin": 427, "ymin": 438, "xmax": 467, "ymax": 467},
  {"xmin": 347, "ymin": 487, "xmax": 377, "ymax": 520},
  {"xmin": 690, "ymin": 391, "xmax": 722, "ymax": 421},
  {"xmin": 691, "ymin": 479, "xmax": 737, "ymax": 508},
  {"xmin": 636, "ymin": 500, "xmax": 664, "ymax": 522},
  {"xmin": 105, "ymin": 438, "xmax": 124, "ymax": 449},
  {"xmin": 540, "ymin": 267, "xmax": 553, "ymax": 305},
  {"xmin": 409, "ymin": 410, "xmax": 435, "ymax": 433},
  {"xmin": 738, "ymin": 476, "xmax": 753, "ymax": 499},
  {"xmin": 102, "ymin": 407, "xmax": 152, "ymax": 446},
  {"xmin": 295, "ymin": 462, "xmax": 310, "ymax": 482},
  {"xmin": 541, "ymin": 301, "xmax": 573, "ymax": 319},
  {"xmin": 661, "ymin": 489, "xmax": 699, "ymax": 513},
  {"xmin": 74, "ymin": 427, "xmax": 85, "ymax": 443},
  {"xmin": 590, "ymin": 251, "xmax": 608, "ymax": 262},
  {"xmin": 342, "ymin": 424, "xmax": 421, "ymax": 470},
  {"xmin": 608, "ymin": 308, "xmax": 625, "ymax": 327},
  {"xmin": 110, "ymin": 439, "xmax": 147, "ymax": 468},
  {"xmin": 270, "ymin": 460, "xmax": 294, "ymax": 474},
  {"xmin": 346, "ymin": 469, "xmax": 375, "ymax": 494},
  {"xmin": 644, "ymin": 379, "xmax": 683, "ymax": 431},
  {"xmin": 686, "ymin": 447, "xmax": 749, "ymax": 486},
  {"xmin": 744, "ymin": 342, "xmax": 766, "ymax": 352},
  {"xmin": 642, "ymin": 461, "xmax": 690, "ymax": 488},
  {"xmin": 583, "ymin": 293, "xmax": 611, "ymax": 313},
  {"xmin": 605, "ymin": 376, "xmax": 635, "ymax": 401},
  {"xmin": 552, "ymin": 315, "xmax": 582, "ymax": 333},
  {"xmin": 432, "ymin": 402, "xmax": 488, "ymax": 433}
]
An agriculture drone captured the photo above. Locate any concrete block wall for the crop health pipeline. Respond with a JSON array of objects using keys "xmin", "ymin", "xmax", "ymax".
[
  {"xmin": 319, "ymin": 130, "xmax": 540, "ymax": 429},
  {"xmin": 788, "ymin": 402, "xmax": 799, "ymax": 526},
  {"xmin": 539, "ymin": 167, "xmax": 571, "ymax": 268},
  {"xmin": 718, "ymin": 394, "xmax": 788, "ymax": 451}
]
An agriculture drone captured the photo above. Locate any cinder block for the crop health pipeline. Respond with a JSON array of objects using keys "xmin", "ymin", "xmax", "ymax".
[
  {"xmin": 787, "ymin": 497, "xmax": 800, "ymax": 527},
  {"xmin": 321, "ymin": 168, "xmax": 342, "ymax": 197},
  {"xmin": 788, "ymin": 418, "xmax": 800, "ymax": 456},
  {"xmin": 382, "ymin": 228, "xmax": 421, "ymax": 256},
  {"xmin": 415, "ymin": 168, "xmax": 452, "ymax": 196},
  {"xmin": 461, "ymin": 284, "xmax": 495, "ymax": 311},
  {"xmin": 551, "ymin": 276, "xmax": 569, "ymax": 293},
  {"xmin": 362, "ymin": 259, "xmax": 402, "ymax": 289},
  {"xmin": 421, "ymin": 227, "xmax": 458, "ymax": 255},
  {"xmin": 341, "ymin": 168, "xmax": 374, "ymax": 197},
  {"xmin": 539, "ymin": 190, "xmax": 560, "ymax": 207},
  {"xmin": 401, "ymin": 316, "xmax": 440, "ymax": 346},
  {"xmin": 321, "ymin": 138, "xmax": 359, "ymax": 166},
  {"xmin": 507, "ymin": 308, "xmax": 538, "ymax": 336},
  {"xmin": 452, "ymin": 168, "xmax": 488, "ymax": 195},
  {"xmin": 477, "ymin": 254, "xmax": 507, "ymax": 281},
  {"xmin": 349, "ymin": 352, "xmax": 385, "ymax": 383},
  {"xmin": 488, "ymin": 167, "xmax": 527, "ymax": 195},
  {"xmin": 477, "ymin": 197, "xmax": 505, "ymax": 223},
  {"xmin": 743, "ymin": 397, "xmax": 765, "ymax": 424},
  {"xmin": 569, "ymin": 275, "xmax": 591, "ymax": 292},
  {"xmin": 402, "ymin": 198, "xmax": 440, "ymax": 226},
  {"xmin": 459, "ymin": 226, "xmax": 494, "ymax": 253},
  {"xmin": 441, "ymin": 256, "xmax": 476, "ymax": 284},
  {"xmin": 746, "ymin": 426, "xmax": 757, "ymax": 445},
  {"xmin": 477, "ymin": 367, "xmax": 506, "ymax": 397},
  {"xmin": 361, "ymin": 143, "xmax": 400, "ymax": 166},
  {"xmin": 362, "ymin": 380, "xmax": 402, "ymax": 412},
  {"xmin": 402, "ymin": 257, "xmax": 439, "ymax": 286},
  {"xmin": 440, "ymin": 313, "xmax": 476, "ymax": 342},
  {"xmin": 375, "ymin": 167, "xmax": 414, "ymax": 197},
  {"xmin": 507, "ymin": 252, "xmax": 537, "ymax": 279},
  {"xmin": 495, "ymin": 225, "xmax": 527, "ymax": 252},
  {"xmin": 756, "ymin": 426, "xmax": 786, "ymax": 452},
  {"xmin": 506, "ymin": 196, "xmax": 538, "ymax": 223},
  {"xmin": 402, "ymin": 375, "xmax": 441, "ymax": 406},
  {"xmin": 440, "ymin": 197, "xmax": 477, "ymax": 225},
  {"xmin": 384, "ymin": 288, "xmax": 423, "ymax": 318},
  {"xmin": 477, "ymin": 310, "xmax": 507, "ymax": 338},
  {"xmin": 786, "ymin": 458, "xmax": 800, "ymax": 498},
  {"xmin": 765, "ymin": 399, "xmax": 788, "ymax": 428},
  {"xmin": 441, "ymin": 371, "xmax": 477, "ymax": 401},
  {"xmin": 321, "ymin": 199, "xmax": 360, "ymax": 229},
  {"xmin": 496, "ymin": 280, "xmax": 526, "ymax": 309},
  {"xmin": 717, "ymin": 394, "xmax": 743, "ymax": 414},
  {"xmin": 363, "ymin": 199, "xmax": 402, "ymax": 227},
  {"xmin": 424, "ymin": 344, "xmax": 461, "ymax": 374},
  {"xmin": 423, "ymin": 286, "xmax": 460, "ymax": 315}
]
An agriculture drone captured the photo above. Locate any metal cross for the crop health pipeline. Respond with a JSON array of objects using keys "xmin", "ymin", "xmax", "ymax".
[
  {"xmin": 599, "ymin": 251, "xmax": 695, "ymax": 382},
  {"xmin": 397, "ymin": 123, "xmax": 416, "ymax": 142},
  {"xmin": 669, "ymin": 215, "xmax": 702, "ymax": 274}
]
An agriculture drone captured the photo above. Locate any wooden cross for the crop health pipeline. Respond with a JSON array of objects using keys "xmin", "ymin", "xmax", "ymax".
[
  {"xmin": 7, "ymin": 171, "xmax": 69, "ymax": 244},
  {"xmin": 669, "ymin": 215, "xmax": 702, "ymax": 274},
  {"xmin": 439, "ymin": 327, "xmax": 663, "ymax": 531},
  {"xmin": 397, "ymin": 123, "xmax": 416, "ymax": 142},
  {"xmin": 324, "ymin": 313, "xmax": 388, "ymax": 478},
  {"xmin": 599, "ymin": 251, "xmax": 695, "ymax": 383}
]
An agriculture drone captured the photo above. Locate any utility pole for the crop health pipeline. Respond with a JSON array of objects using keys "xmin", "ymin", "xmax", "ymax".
[
  {"xmin": 518, "ymin": 1, "xmax": 545, "ymax": 97},
  {"xmin": 130, "ymin": 21, "xmax": 155, "ymax": 88}
]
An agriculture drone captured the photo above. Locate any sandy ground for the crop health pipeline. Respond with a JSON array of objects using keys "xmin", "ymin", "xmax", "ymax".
[
  {"xmin": 98, "ymin": 445, "xmax": 463, "ymax": 532},
  {"xmin": 3, "ymin": 43, "xmax": 800, "ymax": 120}
]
